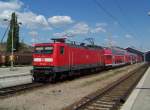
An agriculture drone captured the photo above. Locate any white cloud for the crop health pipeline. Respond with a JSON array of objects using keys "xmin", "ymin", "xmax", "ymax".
[
  {"xmin": 96, "ymin": 23, "xmax": 107, "ymax": 27},
  {"xmin": 114, "ymin": 21, "xmax": 118, "ymax": 25},
  {"xmin": 112, "ymin": 40, "xmax": 117, "ymax": 45},
  {"xmin": 53, "ymin": 22, "xmax": 90, "ymax": 37},
  {"xmin": 53, "ymin": 32, "xmax": 66, "ymax": 37},
  {"xmin": 53, "ymin": 22, "xmax": 106, "ymax": 37},
  {"xmin": 91, "ymin": 27, "xmax": 106, "ymax": 33},
  {"xmin": 0, "ymin": 10, "xmax": 11, "ymax": 20},
  {"xmin": 67, "ymin": 22, "xmax": 90, "ymax": 35},
  {"xmin": 0, "ymin": 0, "xmax": 22, "ymax": 22},
  {"xmin": 0, "ymin": 0, "xmax": 23, "ymax": 13},
  {"xmin": 0, "ymin": 1, "xmax": 106, "ymax": 37},
  {"xmin": 28, "ymin": 31, "xmax": 38, "ymax": 37},
  {"xmin": 0, "ymin": 10, "xmax": 12, "ymax": 27},
  {"xmin": 112, "ymin": 35, "xmax": 119, "ymax": 38},
  {"xmin": 17, "ymin": 12, "xmax": 50, "ymax": 29},
  {"xmin": 48, "ymin": 16, "xmax": 73, "ymax": 26},
  {"xmin": 104, "ymin": 38, "xmax": 117, "ymax": 46},
  {"xmin": 125, "ymin": 34, "xmax": 133, "ymax": 38},
  {"xmin": 0, "ymin": 1, "xmax": 51, "ymax": 30},
  {"xmin": 28, "ymin": 31, "xmax": 39, "ymax": 43}
]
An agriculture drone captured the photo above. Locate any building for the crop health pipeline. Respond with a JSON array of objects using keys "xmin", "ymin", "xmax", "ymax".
[
  {"xmin": 145, "ymin": 51, "xmax": 150, "ymax": 62},
  {"xmin": 126, "ymin": 47, "xmax": 144, "ymax": 61}
]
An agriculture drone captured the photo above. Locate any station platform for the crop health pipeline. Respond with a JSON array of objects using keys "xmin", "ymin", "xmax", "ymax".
[
  {"xmin": 0, "ymin": 66, "xmax": 32, "ymax": 78},
  {"xmin": 0, "ymin": 66, "xmax": 33, "ymax": 89},
  {"xmin": 121, "ymin": 66, "xmax": 150, "ymax": 110}
]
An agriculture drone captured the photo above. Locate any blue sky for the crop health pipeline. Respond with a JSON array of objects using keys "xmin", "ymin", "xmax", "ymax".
[{"xmin": 0, "ymin": 0, "xmax": 150, "ymax": 52}]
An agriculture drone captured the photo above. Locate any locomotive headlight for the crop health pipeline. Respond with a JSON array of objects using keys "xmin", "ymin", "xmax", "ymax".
[
  {"xmin": 45, "ymin": 58, "xmax": 53, "ymax": 62},
  {"xmin": 34, "ymin": 58, "xmax": 41, "ymax": 62}
]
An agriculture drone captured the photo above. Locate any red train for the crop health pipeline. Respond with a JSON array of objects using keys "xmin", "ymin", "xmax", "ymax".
[{"xmin": 32, "ymin": 38, "xmax": 143, "ymax": 82}]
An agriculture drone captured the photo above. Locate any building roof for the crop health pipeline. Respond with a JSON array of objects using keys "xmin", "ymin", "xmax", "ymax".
[
  {"xmin": 146, "ymin": 51, "xmax": 150, "ymax": 54},
  {"xmin": 126, "ymin": 47, "xmax": 144, "ymax": 56}
]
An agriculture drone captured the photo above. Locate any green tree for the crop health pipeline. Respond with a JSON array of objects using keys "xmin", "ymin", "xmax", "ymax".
[{"xmin": 7, "ymin": 12, "xmax": 20, "ymax": 52}]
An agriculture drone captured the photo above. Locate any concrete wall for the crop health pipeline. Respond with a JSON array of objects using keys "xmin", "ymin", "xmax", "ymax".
[{"xmin": 0, "ymin": 74, "xmax": 32, "ymax": 89}]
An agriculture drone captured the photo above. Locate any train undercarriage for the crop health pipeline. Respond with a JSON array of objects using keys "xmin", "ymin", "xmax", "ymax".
[{"xmin": 32, "ymin": 65, "xmax": 106, "ymax": 82}]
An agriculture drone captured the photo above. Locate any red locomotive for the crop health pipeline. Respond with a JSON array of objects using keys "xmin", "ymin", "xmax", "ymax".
[{"xmin": 32, "ymin": 38, "xmax": 143, "ymax": 82}]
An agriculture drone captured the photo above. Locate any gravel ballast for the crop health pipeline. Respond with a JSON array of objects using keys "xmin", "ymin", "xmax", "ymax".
[{"xmin": 0, "ymin": 63, "xmax": 144, "ymax": 110}]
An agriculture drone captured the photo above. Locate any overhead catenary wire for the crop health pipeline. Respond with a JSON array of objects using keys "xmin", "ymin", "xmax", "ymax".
[
  {"xmin": 1, "ymin": 24, "xmax": 9, "ymax": 43},
  {"xmin": 113, "ymin": 0, "xmax": 142, "ymax": 38},
  {"xmin": 93, "ymin": 0, "xmax": 137, "ymax": 38}
]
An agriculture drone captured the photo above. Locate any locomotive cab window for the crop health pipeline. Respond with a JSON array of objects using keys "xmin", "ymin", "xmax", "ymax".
[
  {"xmin": 34, "ymin": 46, "xmax": 53, "ymax": 54},
  {"xmin": 34, "ymin": 47, "xmax": 44, "ymax": 53},
  {"xmin": 60, "ymin": 46, "xmax": 64, "ymax": 55},
  {"xmin": 44, "ymin": 46, "xmax": 53, "ymax": 54}
]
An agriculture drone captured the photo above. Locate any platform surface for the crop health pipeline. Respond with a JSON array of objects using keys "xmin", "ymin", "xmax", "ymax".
[
  {"xmin": 121, "ymin": 66, "xmax": 150, "ymax": 110},
  {"xmin": 0, "ymin": 66, "xmax": 32, "ymax": 78}
]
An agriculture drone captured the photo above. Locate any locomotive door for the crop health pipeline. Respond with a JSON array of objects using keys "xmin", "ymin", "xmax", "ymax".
[{"xmin": 68, "ymin": 47, "xmax": 74, "ymax": 71}]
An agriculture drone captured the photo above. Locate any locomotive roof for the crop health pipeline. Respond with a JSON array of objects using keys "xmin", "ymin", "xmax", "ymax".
[
  {"xmin": 51, "ymin": 38, "xmax": 66, "ymax": 43},
  {"xmin": 34, "ymin": 41, "xmax": 103, "ymax": 50},
  {"xmin": 67, "ymin": 43, "xmax": 103, "ymax": 50},
  {"xmin": 34, "ymin": 42, "xmax": 129, "ymax": 52},
  {"xmin": 34, "ymin": 43, "xmax": 53, "ymax": 46}
]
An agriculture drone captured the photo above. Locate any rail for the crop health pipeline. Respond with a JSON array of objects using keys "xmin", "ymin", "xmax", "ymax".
[
  {"xmin": 63, "ymin": 64, "xmax": 148, "ymax": 110},
  {"xmin": 0, "ymin": 83, "xmax": 43, "ymax": 98}
]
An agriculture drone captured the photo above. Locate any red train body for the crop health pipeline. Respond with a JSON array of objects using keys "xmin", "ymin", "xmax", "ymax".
[{"xmin": 32, "ymin": 38, "xmax": 143, "ymax": 82}]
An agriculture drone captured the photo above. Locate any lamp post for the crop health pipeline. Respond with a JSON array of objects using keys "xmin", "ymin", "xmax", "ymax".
[{"xmin": 3, "ymin": 18, "xmax": 22, "ymax": 71}]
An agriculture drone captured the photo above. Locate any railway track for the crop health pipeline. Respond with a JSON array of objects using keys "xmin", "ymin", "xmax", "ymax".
[
  {"xmin": 64, "ymin": 64, "xmax": 148, "ymax": 110},
  {"xmin": 0, "ymin": 83, "xmax": 44, "ymax": 98}
]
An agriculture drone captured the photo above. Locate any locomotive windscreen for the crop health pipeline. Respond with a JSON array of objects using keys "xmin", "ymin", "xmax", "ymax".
[{"xmin": 34, "ymin": 46, "xmax": 53, "ymax": 54}]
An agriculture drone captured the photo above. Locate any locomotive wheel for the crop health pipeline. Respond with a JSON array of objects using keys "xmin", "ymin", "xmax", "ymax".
[
  {"xmin": 47, "ymin": 73, "xmax": 56, "ymax": 83},
  {"xmin": 59, "ymin": 72, "xmax": 68, "ymax": 80},
  {"xmin": 47, "ymin": 76, "xmax": 53, "ymax": 82},
  {"xmin": 33, "ymin": 76, "xmax": 39, "ymax": 82}
]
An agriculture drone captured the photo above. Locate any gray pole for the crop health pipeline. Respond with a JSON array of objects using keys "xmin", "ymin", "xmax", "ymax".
[{"xmin": 10, "ymin": 24, "xmax": 14, "ymax": 71}]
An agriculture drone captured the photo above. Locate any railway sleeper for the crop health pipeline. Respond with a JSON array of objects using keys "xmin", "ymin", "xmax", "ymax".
[
  {"xmin": 100, "ymin": 97, "xmax": 121, "ymax": 103},
  {"xmin": 106, "ymin": 92, "xmax": 126, "ymax": 96},
  {"xmin": 101, "ymin": 95, "xmax": 122, "ymax": 99},
  {"xmin": 83, "ymin": 108, "xmax": 110, "ymax": 110},
  {"xmin": 104, "ymin": 94, "xmax": 125, "ymax": 97},
  {"xmin": 91, "ymin": 102, "xmax": 114, "ymax": 108},
  {"xmin": 84, "ymin": 105, "xmax": 110, "ymax": 110},
  {"xmin": 100, "ymin": 97, "xmax": 117, "ymax": 101},
  {"xmin": 102, "ymin": 95, "xmax": 127, "ymax": 104},
  {"xmin": 111, "ymin": 86, "xmax": 130, "ymax": 90},
  {"xmin": 96, "ymin": 100, "xmax": 116, "ymax": 105},
  {"xmin": 106, "ymin": 91, "xmax": 127, "ymax": 96},
  {"xmin": 91, "ymin": 103, "xmax": 115, "ymax": 108}
]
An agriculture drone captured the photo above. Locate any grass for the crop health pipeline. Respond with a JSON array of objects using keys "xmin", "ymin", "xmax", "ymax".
[{"xmin": 80, "ymin": 67, "xmax": 130, "ymax": 87}]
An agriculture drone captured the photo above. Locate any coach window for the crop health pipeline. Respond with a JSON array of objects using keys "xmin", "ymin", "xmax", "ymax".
[{"xmin": 60, "ymin": 46, "xmax": 65, "ymax": 55}]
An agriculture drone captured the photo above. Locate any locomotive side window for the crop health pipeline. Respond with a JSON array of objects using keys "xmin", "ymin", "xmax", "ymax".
[{"xmin": 60, "ymin": 46, "xmax": 64, "ymax": 55}]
